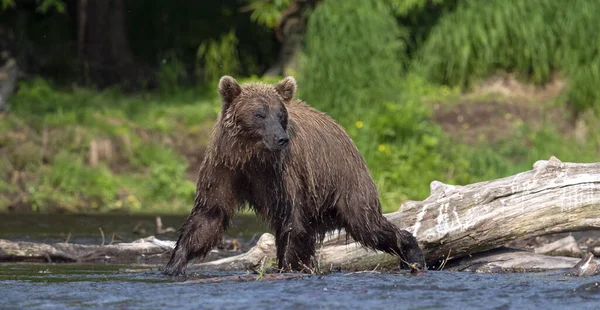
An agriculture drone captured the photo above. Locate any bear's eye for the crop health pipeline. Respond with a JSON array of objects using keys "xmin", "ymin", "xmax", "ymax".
[
  {"xmin": 278, "ymin": 112, "xmax": 287, "ymax": 123},
  {"xmin": 254, "ymin": 112, "xmax": 266, "ymax": 119},
  {"xmin": 279, "ymin": 113, "xmax": 288, "ymax": 129}
]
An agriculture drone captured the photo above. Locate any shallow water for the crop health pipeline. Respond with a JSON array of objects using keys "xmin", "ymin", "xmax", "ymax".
[
  {"xmin": 1, "ymin": 264, "xmax": 599, "ymax": 309},
  {"xmin": 1, "ymin": 214, "xmax": 599, "ymax": 309}
]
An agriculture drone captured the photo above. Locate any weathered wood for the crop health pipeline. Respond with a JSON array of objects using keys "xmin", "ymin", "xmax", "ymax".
[
  {"xmin": 0, "ymin": 236, "xmax": 175, "ymax": 264},
  {"xmin": 396, "ymin": 156, "xmax": 600, "ymax": 267},
  {"xmin": 0, "ymin": 234, "xmax": 266, "ymax": 266},
  {"xmin": 534, "ymin": 236, "xmax": 582, "ymax": 258},
  {"xmin": 187, "ymin": 233, "xmax": 276, "ymax": 272},
  {"xmin": 568, "ymin": 252, "xmax": 598, "ymax": 276},
  {"xmin": 442, "ymin": 247, "xmax": 598, "ymax": 274},
  {"xmin": 1, "ymin": 157, "xmax": 600, "ymax": 274}
]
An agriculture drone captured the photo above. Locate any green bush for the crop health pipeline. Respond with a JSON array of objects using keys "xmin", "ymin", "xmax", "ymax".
[
  {"xmin": 158, "ymin": 50, "xmax": 189, "ymax": 93},
  {"xmin": 27, "ymin": 151, "xmax": 119, "ymax": 212},
  {"xmin": 196, "ymin": 29, "xmax": 241, "ymax": 83},
  {"xmin": 0, "ymin": 78, "xmax": 217, "ymax": 213},
  {"xmin": 417, "ymin": 0, "xmax": 600, "ymax": 113},
  {"xmin": 299, "ymin": 0, "xmax": 408, "ymax": 119},
  {"xmin": 347, "ymin": 77, "xmax": 512, "ymax": 210}
]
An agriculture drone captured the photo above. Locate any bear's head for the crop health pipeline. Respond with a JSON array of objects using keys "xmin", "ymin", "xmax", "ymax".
[{"xmin": 218, "ymin": 75, "xmax": 296, "ymax": 152}]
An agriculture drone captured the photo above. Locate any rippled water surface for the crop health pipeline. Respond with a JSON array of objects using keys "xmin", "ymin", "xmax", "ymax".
[
  {"xmin": 1, "ymin": 264, "xmax": 600, "ymax": 310},
  {"xmin": 1, "ymin": 214, "xmax": 599, "ymax": 309}
]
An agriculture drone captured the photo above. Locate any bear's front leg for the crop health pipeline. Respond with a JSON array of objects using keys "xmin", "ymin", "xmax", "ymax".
[
  {"xmin": 274, "ymin": 219, "xmax": 317, "ymax": 272},
  {"xmin": 162, "ymin": 166, "xmax": 240, "ymax": 277},
  {"xmin": 162, "ymin": 207, "xmax": 232, "ymax": 276}
]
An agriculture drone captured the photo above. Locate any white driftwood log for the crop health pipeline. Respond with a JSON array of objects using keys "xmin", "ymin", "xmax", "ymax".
[
  {"xmin": 401, "ymin": 156, "xmax": 600, "ymax": 266},
  {"xmin": 534, "ymin": 235, "xmax": 583, "ymax": 257},
  {"xmin": 442, "ymin": 247, "xmax": 596, "ymax": 274},
  {"xmin": 0, "ymin": 236, "xmax": 176, "ymax": 264}
]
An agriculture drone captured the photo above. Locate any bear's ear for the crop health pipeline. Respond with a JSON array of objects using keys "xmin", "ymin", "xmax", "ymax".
[
  {"xmin": 275, "ymin": 76, "xmax": 297, "ymax": 102},
  {"xmin": 218, "ymin": 76, "xmax": 242, "ymax": 109}
]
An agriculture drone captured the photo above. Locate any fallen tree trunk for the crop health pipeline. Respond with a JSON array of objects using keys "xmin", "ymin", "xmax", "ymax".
[
  {"xmin": 442, "ymin": 247, "xmax": 593, "ymax": 274},
  {"xmin": 309, "ymin": 156, "xmax": 600, "ymax": 271},
  {"xmin": 403, "ymin": 156, "xmax": 600, "ymax": 265},
  {"xmin": 0, "ymin": 236, "xmax": 176, "ymax": 264},
  {"xmin": 1, "ymin": 157, "xmax": 600, "ymax": 273}
]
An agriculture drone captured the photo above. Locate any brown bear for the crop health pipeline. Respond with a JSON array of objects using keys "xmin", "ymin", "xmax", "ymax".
[{"xmin": 162, "ymin": 76, "xmax": 425, "ymax": 276}]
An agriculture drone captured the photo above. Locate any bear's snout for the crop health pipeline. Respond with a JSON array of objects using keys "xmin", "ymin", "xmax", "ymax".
[
  {"xmin": 263, "ymin": 131, "xmax": 290, "ymax": 151},
  {"xmin": 277, "ymin": 135, "xmax": 290, "ymax": 147}
]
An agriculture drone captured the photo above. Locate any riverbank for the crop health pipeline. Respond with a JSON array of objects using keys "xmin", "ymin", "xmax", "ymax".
[{"xmin": 1, "ymin": 75, "xmax": 599, "ymax": 214}]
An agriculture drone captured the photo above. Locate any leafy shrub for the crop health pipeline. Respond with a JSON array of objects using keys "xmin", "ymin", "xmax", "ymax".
[
  {"xmin": 299, "ymin": 0, "xmax": 408, "ymax": 118},
  {"xmin": 1, "ymin": 78, "xmax": 213, "ymax": 213},
  {"xmin": 348, "ymin": 77, "xmax": 511, "ymax": 210},
  {"xmin": 28, "ymin": 151, "xmax": 119, "ymax": 212},
  {"xmin": 298, "ymin": 0, "xmax": 490, "ymax": 211},
  {"xmin": 417, "ymin": 0, "xmax": 600, "ymax": 113},
  {"xmin": 158, "ymin": 50, "xmax": 189, "ymax": 93},
  {"xmin": 196, "ymin": 29, "xmax": 241, "ymax": 83},
  {"xmin": 243, "ymin": 0, "xmax": 292, "ymax": 28}
]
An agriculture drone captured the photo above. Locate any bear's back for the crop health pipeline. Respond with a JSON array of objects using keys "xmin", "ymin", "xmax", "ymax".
[{"xmin": 284, "ymin": 99, "xmax": 380, "ymax": 209}]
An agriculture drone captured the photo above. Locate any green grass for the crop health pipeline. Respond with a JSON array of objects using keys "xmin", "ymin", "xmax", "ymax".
[
  {"xmin": 483, "ymin": 114, "xmax": 600, "ymax": 175},
  {"xmin": 0, "ymin": 78, "xmax": 220, "ymax": 213},
  {"xmin": 416, "ymin": 0, "xmax": 600, "ymax": 114},
  {"xmin": 3, "ymin": 74, "xmax": 600, "ymax": 214},
  {"xmin": 0, "ymin": 75, "xmax": 312, "ymax": 214},
  {"xmin": 299, "ymin": 0, "xmax": 407, "ymax": 119}
]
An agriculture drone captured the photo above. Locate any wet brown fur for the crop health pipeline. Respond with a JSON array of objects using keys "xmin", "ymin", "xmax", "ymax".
[{"xmin": 162, "ymin": 76, "xmax": 425, "ymax": 276}]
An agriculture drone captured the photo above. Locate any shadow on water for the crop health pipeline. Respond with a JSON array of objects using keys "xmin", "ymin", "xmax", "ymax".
[{"xmin": 1, "ymin": 214, "xmax": 600, "ymax": 309}]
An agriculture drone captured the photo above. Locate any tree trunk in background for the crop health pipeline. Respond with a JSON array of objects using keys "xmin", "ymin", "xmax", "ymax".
[
  {"xmin": 0, "ymin": 26, "xmax": 18, "ymax": 111},
  {"xmin": 78, "ymin": 0, "xmax": 153, "ymax": 90},
  {"xmin": 264, "ymin": 0, "xmax": 316, "ymax": 77}
]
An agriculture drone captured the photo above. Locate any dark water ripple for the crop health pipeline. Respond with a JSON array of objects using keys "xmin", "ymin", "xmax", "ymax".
[{"xmin": 1, "ymin": 264, "xmax": 599, "ymax": 310}]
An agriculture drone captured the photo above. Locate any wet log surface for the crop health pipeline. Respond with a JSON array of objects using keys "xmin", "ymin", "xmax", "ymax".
[
  {"xmin": 1, "ymin": 157, "xmax": 600, "ymax": 275},
  {"xmin": 0, "ymin": 236, "xmax": 175, "ymax": 264}
]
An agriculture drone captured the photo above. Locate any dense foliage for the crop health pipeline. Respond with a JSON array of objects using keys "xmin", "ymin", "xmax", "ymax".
[
  {"xmin": 299, "ymin": 0, "xmax": 406, "ymax": 116},
  {"xmin": 0, "ymin": 79, "xmax": 217, "ymax": 212},
  {"xmin": 417, "ymin": 0, "xmax": 600, "ymax": 113}
]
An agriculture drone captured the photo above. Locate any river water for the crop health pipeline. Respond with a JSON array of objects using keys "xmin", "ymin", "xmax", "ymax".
[{"xmin": 1, "ymin": 214, "xmax": 599, "ymax": 309}]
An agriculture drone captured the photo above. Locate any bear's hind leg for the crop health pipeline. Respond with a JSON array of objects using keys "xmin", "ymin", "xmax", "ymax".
[{"xmin": 343, "ymin": 209, "xmax": 425, "ymax": 270}]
